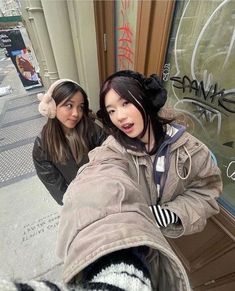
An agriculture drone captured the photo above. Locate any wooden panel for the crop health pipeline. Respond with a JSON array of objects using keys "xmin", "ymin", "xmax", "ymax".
[
  {"xmin": 146, "ymin": 0, "xmax": 175, "ymax": 76},
  {"xmin": 212, "ymin": 206, "xmax": 235, "ymax": 238},
  {"xmin": 134, "ymin": 0, "xmax": 152, "ymax": 74},
  {"xmin": 194, "ymin": 272, "xmax": 235, "ymax": 291},
  {"xmin": 168, "ymin": 208, "xmax": 235, "ymax": 288},
  {"xmin": 134, "ymin": 0, "xmax": 175, "ymax": 76},
  {"xmin": 94, "ymin": 0, "xmax": 115, "ymax": 85},
  {"xmin": 168, "ymin": 218, "xmax": 234, "ymax": 271},
  {"xmin": 192, "ymin": 250, "xmax": 235, "ymax": 288}
]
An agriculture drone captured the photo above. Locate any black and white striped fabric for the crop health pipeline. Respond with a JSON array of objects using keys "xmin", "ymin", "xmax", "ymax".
[
  {"xmin": 81, "ymin": 246, "xmax": 152, "ymax": 291},
  {"xmin": 149, "ymin": 204, "xmax": 179, "ymax": 228},
  {"xmin": 150, "ymin": 124, "xmax": 183, "ymax": 228},
  {"xmin": 0, "ymin": 280, "xmax": 72, "ymax": 291},
  {"xmin": 0, "ymin": 248, "xmax": 152, "ymax": 291}
]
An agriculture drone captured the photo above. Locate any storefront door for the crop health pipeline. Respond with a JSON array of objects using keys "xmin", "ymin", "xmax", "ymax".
[
  {"xmin": 162, "ymin": 1, "xmax": 235, "ymax": 290},
  {"xmin": 95, "ymin": 2, "xmax": 235, "ymax": 289}
]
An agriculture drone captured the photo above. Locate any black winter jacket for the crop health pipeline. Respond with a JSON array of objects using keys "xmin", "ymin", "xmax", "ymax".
[{"xmin": 32, "ymin": 119, "xmax": 107, "ymax": 205}]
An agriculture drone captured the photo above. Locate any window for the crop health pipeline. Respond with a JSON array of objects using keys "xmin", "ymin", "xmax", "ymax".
[{"xmin": 163, "ymin": 0, "xmax": 235, "ymax": 215}]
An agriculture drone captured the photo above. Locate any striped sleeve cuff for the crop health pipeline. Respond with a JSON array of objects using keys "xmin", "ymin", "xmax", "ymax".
[{"xmin": 149, "ymin": 204, "xmax": 179, "ymax": 227}]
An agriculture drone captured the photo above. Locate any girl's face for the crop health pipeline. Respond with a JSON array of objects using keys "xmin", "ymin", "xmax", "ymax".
[
  {"xmin": 56, "ymin": 91, "xmax": 84, "ymax": 132},
  {"xmin": 105, "ymin": 89, "xmax": 145, "ymax": 140}
]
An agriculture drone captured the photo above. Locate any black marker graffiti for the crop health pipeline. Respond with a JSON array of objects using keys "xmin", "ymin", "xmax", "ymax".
[
  {"xmin": 170, "ymin": 75, "xmax": 235, "ymax": 113},
  {"xmin": 223, "ymin": 141, "xmax": 234, "ymax": 148}
]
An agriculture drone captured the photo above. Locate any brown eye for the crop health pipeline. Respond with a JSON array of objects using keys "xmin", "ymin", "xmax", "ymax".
[{"xmin": 66, "ymin": 104, "xmax": 72, "ymax": 109}]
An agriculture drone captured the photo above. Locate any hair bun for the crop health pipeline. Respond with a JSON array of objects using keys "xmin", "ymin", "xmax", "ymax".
[
  {"xmin": 142, "ymin": 74, "xmax": 167, "ymax": 112},
  {"xmin": 143, "ymin": 74, "xmax": 163, "ymax": 90}
]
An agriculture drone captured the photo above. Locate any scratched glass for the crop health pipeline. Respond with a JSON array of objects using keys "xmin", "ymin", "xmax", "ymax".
[{"xmin": 163, "ymin": 0, "xmax": 235, "ymax": 214}]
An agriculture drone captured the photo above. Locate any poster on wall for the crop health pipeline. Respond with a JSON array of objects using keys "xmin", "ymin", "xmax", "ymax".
[
  {"xmin": 0, "ymin": 29, "xmax": 42, "ymax": 90},
  {"xmin": 19, "ymin": 27, "xmax": 41, "ymax": 76}
]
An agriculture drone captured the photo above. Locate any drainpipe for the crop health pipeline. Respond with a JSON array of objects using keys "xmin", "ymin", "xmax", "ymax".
[
  {"xmin": 21, "ymin": 0, "xmax": 58, "ymax": 87},
  {"xmin": 40, "ymin": 0, "xmax": 79, "ymax": 83},
  {"xmin": 67, "ymin": 0, "xmax": 100, "ymax": 111}
]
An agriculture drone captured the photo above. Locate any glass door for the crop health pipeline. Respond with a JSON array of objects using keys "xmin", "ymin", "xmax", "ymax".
[{"xmin": 163, "ymin": 0, "xmax": 235, "ymax": 215}]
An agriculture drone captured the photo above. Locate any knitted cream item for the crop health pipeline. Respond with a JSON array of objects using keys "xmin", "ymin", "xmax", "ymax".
[
  {"xmin": 0, "ymin": 248, "xmax": 153, "ymax": 291},
  {"xmin": 37, "ymin": 79, "xmax": 80, "ymax": 119},
  {"xmin": 89, "ymin": 262, "xmax": 152, "ymax": 291},
  {"xmin": 81, "ymin": 247, "xmax": 153, "ymax": 290},
  {"xmin": 0, "ymin": 263, "xmax": 152, "ymax": 291}
]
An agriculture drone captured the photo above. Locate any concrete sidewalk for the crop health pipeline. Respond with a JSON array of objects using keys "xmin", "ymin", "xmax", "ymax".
[{"xmin": 0, "ymin": 56, "xmax": 63, "ymax": 281}]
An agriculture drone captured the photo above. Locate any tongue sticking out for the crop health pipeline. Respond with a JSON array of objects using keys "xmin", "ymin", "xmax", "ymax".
[
  {"xmin": 123, "ymin": 123, "xmax": 133, "ymax": 129},
  {"xmin": 122, "ymin": 123, "xmax": 134, "ymax": 134}
]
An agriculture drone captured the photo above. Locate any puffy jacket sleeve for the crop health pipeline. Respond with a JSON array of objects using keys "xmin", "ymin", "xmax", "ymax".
[
  {"xmin": 56, "ymin": 147, "xmax": 153, "ymax": 262},
  {"xmin": 32, "ymin": 137, "xmax": 67, "ymax": 205},
  {"xmin": 161, "ymin": 146, "xmax": 222, "ymax": 238}
]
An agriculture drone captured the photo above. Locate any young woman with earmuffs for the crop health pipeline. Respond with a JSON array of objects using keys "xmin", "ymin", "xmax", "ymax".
[{"xmin": 32, "ymin": 79, "xmax": 107, "ymax": 205}]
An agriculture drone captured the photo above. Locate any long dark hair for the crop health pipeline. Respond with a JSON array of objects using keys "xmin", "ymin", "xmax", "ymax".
[
  {"xmin": 41, "ymin": 81, "xmax": 91, "ymax": 164},
  {"xmin": 98, "ymin": 70, "xmax": 173, "ymax": 154}
]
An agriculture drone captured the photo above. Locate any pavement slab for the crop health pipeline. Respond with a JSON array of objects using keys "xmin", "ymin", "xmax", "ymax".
[
  {"xmin": 0, "ymin": 90, "xmax": 63, "ymax": 281},
  {"xmin": 0, "ymin": 176, "xmax": 62, "ymax": 281}
]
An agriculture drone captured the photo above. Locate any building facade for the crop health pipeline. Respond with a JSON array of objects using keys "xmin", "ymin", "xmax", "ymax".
[{"xmin": 20, "ymin": 1, "xmax": 235, "ymax": 290}]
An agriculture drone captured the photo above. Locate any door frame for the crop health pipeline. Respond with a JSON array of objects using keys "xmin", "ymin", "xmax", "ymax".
[
  {"xmin": 93, "ymin": 0, "xmax": 115, "ymax": 85},
  {"xmin": 134, "ymin": 0, "xmax": 175, "ymax": 76}
]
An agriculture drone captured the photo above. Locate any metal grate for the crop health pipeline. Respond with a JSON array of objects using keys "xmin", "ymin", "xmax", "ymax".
[
  {"xmin": 0, "ymin": 143, "xmax": 35, "ymax": 186},
  {"xmin": 1, "ymin": 103, "xmax": 41, "ymax": 126},
  {"xmin": 5, "ymin": 94, "xmax": 39, "ymax": 110},
  {"xmin": 0, "ymin": 117, "xmax": 46, "ymax": 149},
  {"xmin": 0, "ymin": 93, "xmax": 46, "ymax": 187}
]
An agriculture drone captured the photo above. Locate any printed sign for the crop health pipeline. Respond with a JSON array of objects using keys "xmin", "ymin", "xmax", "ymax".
[{"xmin": 0, "ymin": 29, "xmax": 42, "ymax": 90}]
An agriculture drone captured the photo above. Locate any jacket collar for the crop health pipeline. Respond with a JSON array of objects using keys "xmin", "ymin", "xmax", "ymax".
[{"xmin": 104, "ymin": 124, "xmax": 188, "ymax": 158}]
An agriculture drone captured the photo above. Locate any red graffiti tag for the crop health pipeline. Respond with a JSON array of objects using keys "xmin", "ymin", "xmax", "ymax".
[{"xmin": 117, "ymin": 0, "xmax": 134, "ymax": 69}]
